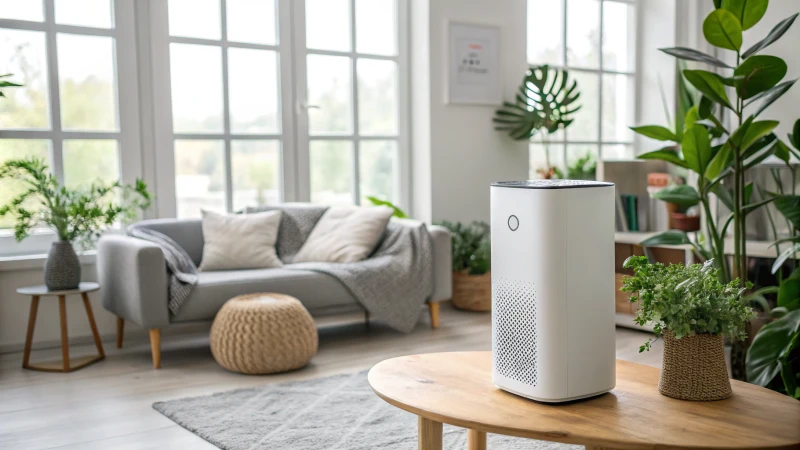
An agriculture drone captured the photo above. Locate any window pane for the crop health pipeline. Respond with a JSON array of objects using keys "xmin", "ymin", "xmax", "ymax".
[
  {"xmin": 357, "ymin": 59, "xmax": 397, "ymax": 136},
  {"xmin": 360, "ymin": 140, "xmax": 397, "ymax": 203},
  {"xmin": 567, "ymin": 71, "xmax": 599, "ymax": 141},
  {"xmin": 0, "ymin": 0, "xmax": 44, "ymax": 21},
  {"xmin": 529, "ymin": 142, "xmax": 564, "ymax": 179},
  {"xmin": 231, "ymin": 140, "xmax": 280, "ymax": 211},
  {"xmin": 0, "ymin": 29, "xmax": 50, "ymax": 129},
  {"xmin": 566, "ymin": 144, "xmax": 598, "ymax": 180},
  {"xmin": 602, "ymin": 144, "xmax": 633, "ymax": 160},
  {"xmin": 566, "ymin": 0, "xmax": 600, "ymax": 69},
  {"xmin": 0, "ymin": 139, "xmax": 50, "ymax": 230},
  {"xmin": 527, "ymin": 0, "xmax": 563, "ymax": 65},
  {"xmin": 306, "ymin": 0, "xmax": 350, "ymax": 52},
  {"xmin": 63, "ymin": 139, "xmax": 119, "ymax": 188},
  {"xmin": 55, "ymin": 0, "xmax": 113, "ymax": 28},
  {"xmin": 227, "ymin": 0, "xmax": 276, "ymax": 45},
  {"xmin": 602, "ymin": 74, "xmax": 634, "ymax": 143},
  {"xmin": 356, "ymin": 0, "xmax": 396, "ymax": 56},
  {"xmin": 171, "ymin": 44, "xmax": 224, "ymax": 133},
  {"xmin": 307, "ymin": 54, "xmax": 353, "ymax": 135},
  {"xmin": 602, "ymin": 1, "xmax": 634, "ymax": 72},
  {"xmin": 174, "ymin": 140, "xmax": 226, "ymax": 218},
  {"xmin": 169, "ymin": 0, "xmax": 221, "ymax": 40},
  {"xmin": 310, "ymin": 140, "xmax": 353, "ymax": 205},
  {"xmin": 58, "ymin": 34, "xmax": 118, "ymax": 131},
  {"xmin": 228, "ymin": 48, "xmax": 280, "ymax": 134}
]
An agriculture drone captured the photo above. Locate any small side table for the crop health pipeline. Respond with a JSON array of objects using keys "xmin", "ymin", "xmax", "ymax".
[{"xmin": 18, "ymin": 282, "xmax": 105, "ymax": 373}]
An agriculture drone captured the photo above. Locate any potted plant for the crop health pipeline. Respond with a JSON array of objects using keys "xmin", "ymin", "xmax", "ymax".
[
  {"xmin": 621, "ymin": 256, "xmax": 755, "ymax": 401},
  {"xmin": 493, "ymin": 65, "xmax": 581, "ymax": 179},
  {"xmin": 651, "ymin": 184, "xmax": 701, "ymax": 232},
  {"xmin": 438, "ymin": 221, "xmax": 491, "ymax": 311},
  {"xmin": 0, "ymin": 158, "xmax": 151, "ymax": 290}
]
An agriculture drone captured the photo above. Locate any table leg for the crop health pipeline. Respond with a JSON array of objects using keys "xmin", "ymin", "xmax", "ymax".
[
  {"xmin": 82, "ymin": 293, "xmax": 105, "ymax": 358},
  {"xmin": 468, "ymin": 429, "xmax": 487, "ymax": 450},
  {"xmin": 58, "ymin": 295, "xmax": 70, "ymax": 372},
  {"xmin": 418, "ymin": 416, "xmax": 442, "ymax": 450},
  {"xmin": 22, "ymin": 296, "xmax": 40, "ymax": 368}
]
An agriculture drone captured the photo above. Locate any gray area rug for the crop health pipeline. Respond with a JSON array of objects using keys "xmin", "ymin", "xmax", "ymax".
[{"xmin": 154, "ymin": 371, "xmax": 580, "ymax": 450}]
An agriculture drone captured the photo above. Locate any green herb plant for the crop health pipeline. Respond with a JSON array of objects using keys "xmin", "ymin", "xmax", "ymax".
[
  {"xmin": 566, "ymin": 151, "xmax": 597, "ymax": 180},
  {"xmin": 0, "ymin": 158, "xmax": 151, "ymax": 248},
  {"xmin": 437, "ymin": 221, "xmax": 490, "ymax": 276},
  {"xmin": 622, "ymin": 256, "xmax": 756, "ymax": 353}
]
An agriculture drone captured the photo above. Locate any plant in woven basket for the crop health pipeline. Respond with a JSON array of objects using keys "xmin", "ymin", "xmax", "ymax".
[
  {"xmin": 437, "ymin": 221, "xmax": 491, "ymax": 311},
  {"xmin": 622, "ymin": 256, "xmax": 756, "ymax": 400}
]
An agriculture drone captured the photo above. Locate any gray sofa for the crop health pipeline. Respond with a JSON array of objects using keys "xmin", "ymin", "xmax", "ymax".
[{"xmin": 97, "ymin": 217, "xmax": 452, "ymax": 368}]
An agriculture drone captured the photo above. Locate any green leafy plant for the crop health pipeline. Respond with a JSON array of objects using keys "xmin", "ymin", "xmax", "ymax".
[
  {"xmin": 566, "ymin": 151, "xmax": 596, "ymax": 180},
  {"xmin": 365, "ymin": 196, "xmax": 408, "ymax": 218},
  {"xmin": 436, "ymin": 221, "xmax": 490, "ymax": 275},
  {"xmin": 621, "ymin": 256, "xmax": 755, "ymax": 352},
  {"xmin": 0, "ymin": 158, "xmax": 151, "ymax": 248},
  {"xmin": 0, "ymin": 73, "xmax": 22, "ymax": 98},
  {"xmin": 493, "ymin": 65, "xmax": 581, "ymax": 178},
  {"xmin": 631, "ymin": 1, "xmax": 800, "ymax": 288},
  {"xmin": 651, "ymin": 184, "xmax": 700, "ymax": 214}
]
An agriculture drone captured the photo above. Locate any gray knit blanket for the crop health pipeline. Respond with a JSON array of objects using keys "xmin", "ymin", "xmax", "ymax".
[
  {"xmin": 249, "ymin": 205, "xmax": 434, "ymax": 333},
  {"xmin": 127, "ymin": 226, "xmax": 199, "ymax": 315}
]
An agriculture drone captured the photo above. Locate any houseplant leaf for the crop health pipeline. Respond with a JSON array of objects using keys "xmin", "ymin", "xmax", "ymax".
[
  {"xmin": 772, "ymin": 245, "xmax": 800, "ymax": 277},
  {"xmin": 366, "ymin": 196, "xmax": 408, "ymax": 218},
  {"xmin": 748, "ymin": 79, "xmax": 797, "ymax": 117},
  {"xmin": 734, "ymin": 55, "xmax": 788, "ymax": 100},
  {"xmin": 641, "ymin": 230, "xmax": 692, "ymax": 247},
  {"xmin": 773, "ymin": 194, "xmax": 800, "ymax": 229},
  {"xmin": 722, "ymin": 0, "xmax": 769, "ymax": 30},
  {"xmin": 746, "ymin": 309, "xmax": 800, "ymax": 387},
  {"xmin": 682, "ymin": 124, "xmax": 713, "ymax": 175},
  {"xmin": 706, "ymin": 142, "xmax": 732, "ymax": 180},
  {"xmin": 683, "ymin": 70, "xmax": 734, "ymax": 110},
  {"xmin": 637, "ymin": 146, "xmax": 689, "ymax": 169},
  {"xmin": 778, "ymin": 269, "xmax": 800, "ymax": 310},
  {"xmin": 630, "ymin": 125, "xmax": 680, "ymax": 142},
  {"xmin": 773, "ymin": 139, "xmax": 792, "ymax": 163},
  {"xmin": 652, "ymin": 184, "xmax": 701, "ymax": 209},
  {"xmin": 660, "ymin": 47, "xmax": 733, "ymax": 68},
  {"xmin": 743, "ymin": 13, "xmax": 799, "ymax": 58},
  {"xmin": 703, "ymin": 8, "xmax": 743, "ymax": 51}
]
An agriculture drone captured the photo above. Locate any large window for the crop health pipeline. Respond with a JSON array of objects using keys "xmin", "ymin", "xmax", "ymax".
[
  {"xmin": 527, "ymin": 0, "xmax": 636, "ymax": 178},
  {"xmin": 0, "ymin": 0, "xmax": 137, "ymax": 255}
]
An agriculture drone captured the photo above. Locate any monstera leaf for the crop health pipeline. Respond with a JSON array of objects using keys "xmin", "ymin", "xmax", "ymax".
[{"xmin": 493, "ymin": 65, "xmax": 581, "ymax": 140}]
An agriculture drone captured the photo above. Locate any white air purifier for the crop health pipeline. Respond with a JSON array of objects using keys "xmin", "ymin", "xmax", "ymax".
[{"xmin": 490, "ymin": 180, "xmax": 616, "ymax": 403}]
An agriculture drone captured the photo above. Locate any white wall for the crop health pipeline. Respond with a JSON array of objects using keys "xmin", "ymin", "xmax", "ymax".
[{"xmin": 411, "ymin": 0, "xmax": 528, "ymax": 224}]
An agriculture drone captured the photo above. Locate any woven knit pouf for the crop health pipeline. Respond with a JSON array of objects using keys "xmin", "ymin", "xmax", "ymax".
[
  {"xmin": 658, "ymin": 330, "xmax": 732, "ymax": 401},
  {"xmin": 210, "ymin": 293, "xmax": 318, "ymax": 375}
]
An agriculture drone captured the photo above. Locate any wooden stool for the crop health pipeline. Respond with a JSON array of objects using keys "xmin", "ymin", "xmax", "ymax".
[{"xmin": 18, "ymin": 282, "xmax": 105, "ymax": 373}]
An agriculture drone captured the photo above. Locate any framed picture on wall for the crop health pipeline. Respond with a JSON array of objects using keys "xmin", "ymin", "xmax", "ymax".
[{"xmin": 445, "ymin": 21, "xmax": 501, "ymax": 105}]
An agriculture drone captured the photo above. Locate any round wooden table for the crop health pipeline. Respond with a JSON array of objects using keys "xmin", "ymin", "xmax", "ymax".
[
  {"xmin": 368, "ymin": 352, "xmax": 800, "ymax": 450},
  {"xmin": 18, "ymin": 282, "xmax": 105, "ymax": 373}
]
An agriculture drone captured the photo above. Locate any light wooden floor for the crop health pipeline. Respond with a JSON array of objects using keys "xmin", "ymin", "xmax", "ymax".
[{"xmin": 0, "ymin": 303, "xmax": 660, "ymax": 450}]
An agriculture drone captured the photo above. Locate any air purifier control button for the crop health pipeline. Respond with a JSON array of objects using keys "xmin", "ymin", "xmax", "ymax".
[{"xmin": 508, "ymin": 215, "xmax": 519, "ymax": 231}]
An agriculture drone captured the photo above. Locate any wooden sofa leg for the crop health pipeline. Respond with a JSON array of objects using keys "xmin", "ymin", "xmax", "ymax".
[
  {"xmin": 116, "ymin": 317, "xmax": 124, "ymax": 349},
  {"xmin": 428, "ymin": 302, "xmax": 440, "ymax": 329},
  {"xmin": 149, "ymin": 329, "xmax": 161, "ymax": 369}
]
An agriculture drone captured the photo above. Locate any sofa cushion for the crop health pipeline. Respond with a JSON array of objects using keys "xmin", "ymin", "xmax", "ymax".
[
  {"xmin": 199, "ymin": 209, "xmax": 283, "ymax": 271},
  {"xmin": 172, "ymin": 268, "xmax": 358, "ymax": 322},
  {"xmin": 293, "ymin": 206, "xmax": 393, "ymax": 263}
]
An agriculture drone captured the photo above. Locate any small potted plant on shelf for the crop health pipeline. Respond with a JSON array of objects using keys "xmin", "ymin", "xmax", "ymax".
[
  {"xmin": 651, "ymin": 184, "xmax": 701, "ymax": 232},
  {"xmin": 438, "ymin": 221, "xmax": 491, "ymax": 311},
  {"xmin": 0, "ymin": 158, "xmax": 151, "ymax": 291},
  {"xmin": 621, "ymin": 256, "xmax": 755, "ymax": 401}
]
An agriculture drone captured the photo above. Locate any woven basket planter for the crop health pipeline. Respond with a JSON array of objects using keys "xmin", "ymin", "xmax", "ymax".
[
  {"xmin": 659, "ymin": 330, "xmax": 732, "ymax": 401},
  {"xmin": 451, "ymin": 271, "xmax": 491, "ymax": 311}
]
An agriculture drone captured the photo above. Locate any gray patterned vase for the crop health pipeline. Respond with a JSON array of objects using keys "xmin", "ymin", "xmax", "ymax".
[{"xmin": 44, "ymin": 241, "xmax": 81, "ymax": 291}]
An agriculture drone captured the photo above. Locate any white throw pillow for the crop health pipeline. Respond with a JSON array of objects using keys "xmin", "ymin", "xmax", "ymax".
[
  {"xmin": 292, "ymin": 206, "xmax": 393, "ymax": 263},
  {"xmin": 199, "ymin": 209, "xmax": 283, "ymax": 271}
]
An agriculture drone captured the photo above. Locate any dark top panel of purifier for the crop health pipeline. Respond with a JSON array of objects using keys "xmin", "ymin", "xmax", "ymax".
[{"xmin": 491, "ymin": 180, "xmax": 615, "ymax": 189}]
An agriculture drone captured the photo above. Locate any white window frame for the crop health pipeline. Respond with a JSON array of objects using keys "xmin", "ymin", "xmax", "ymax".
[
  {"xmin": 528, "ymin": 0, "xmax": 637, "ymax": 173},
  {"xmin": 0, "ymin": 0, "xmax": 141, "ymax": 257}
]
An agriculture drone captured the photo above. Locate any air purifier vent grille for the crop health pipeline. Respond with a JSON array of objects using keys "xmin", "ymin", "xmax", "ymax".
[{"xmin": 493, "ymin": 277, "xmax": 538, "ymax": 386}]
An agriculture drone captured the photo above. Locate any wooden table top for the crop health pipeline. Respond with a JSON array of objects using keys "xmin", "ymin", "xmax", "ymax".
[{"xmin": 368, "ymin": 352, "xmax": 800, "ymax": 450}]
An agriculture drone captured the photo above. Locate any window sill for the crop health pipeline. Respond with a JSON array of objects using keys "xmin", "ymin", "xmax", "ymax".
[{"xmin": 0, "ymin": 251, "xmax": 97, "ymax": 272}]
